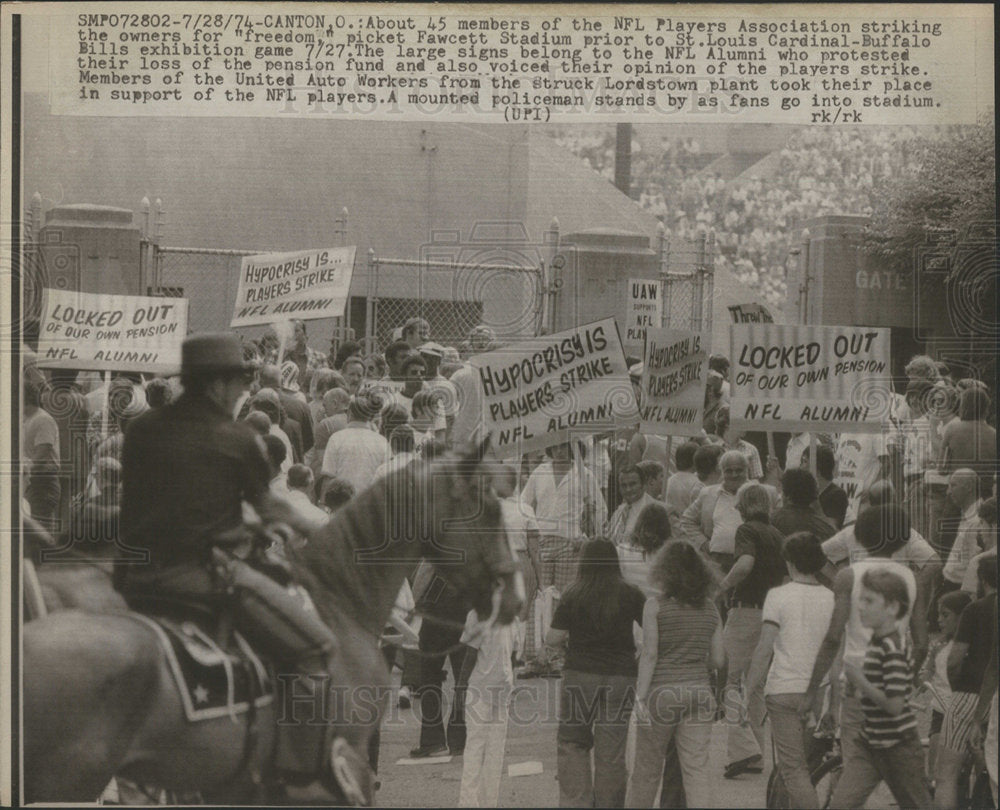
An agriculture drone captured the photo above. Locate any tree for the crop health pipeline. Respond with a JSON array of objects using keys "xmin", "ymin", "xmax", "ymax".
[
  {"xmin": 863, "ymin": 112, "xmax": 996, "ymax": 271},
  {"xmin": 864, "ymin": 114, "xmax": 996, "ymax": 398}
]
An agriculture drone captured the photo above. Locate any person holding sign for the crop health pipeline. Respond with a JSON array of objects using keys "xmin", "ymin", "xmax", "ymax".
[
  {"xmin": 702, "ymin": 355, "xmax": 731, "ymax": 435},
  {"xmin": 522, "ymin": 441, "xmax": 607, "ymax": 676},
  {"xmin": 522, "ymin": 441, "xmax": 608, "ymax": 595},
  {"xmin": 711, "ymin": 407, "xmax": 764, "ymax": 482},
  {"xmin": 282, "ymin": 319, "xmax": 327, "ymax": 383}
]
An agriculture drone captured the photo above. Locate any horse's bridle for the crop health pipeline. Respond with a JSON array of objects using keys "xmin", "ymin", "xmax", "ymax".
[{"xmin": 398, "ymin": 516, "xmax": 523, "ymax": 660}]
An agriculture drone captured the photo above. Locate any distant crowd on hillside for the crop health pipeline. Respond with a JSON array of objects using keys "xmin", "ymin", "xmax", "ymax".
[{"xmin": 551, "ymin": 127, "xmax": 939, "ymax": 308}]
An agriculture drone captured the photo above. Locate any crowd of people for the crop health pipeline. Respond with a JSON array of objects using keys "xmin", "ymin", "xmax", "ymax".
[
  {"xmin": 552, "ymin": 125, "xmax": 943, "ymax": 307},
  {"xmin": 19, "ymin": 310, "xmax": 999, "ymax": 807}
]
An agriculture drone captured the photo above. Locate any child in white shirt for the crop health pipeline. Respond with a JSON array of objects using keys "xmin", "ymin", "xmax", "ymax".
[{"xmin": 458, "ymin": 609, "xmax": 515, "ymax": 807}]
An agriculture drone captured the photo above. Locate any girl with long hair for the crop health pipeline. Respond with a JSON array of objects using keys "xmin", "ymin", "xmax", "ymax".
[
  {"xmin": 626, "ymin": 540, "xmax": 725, "ymax": 808},
  {"xmin": 545, "ymin": 538, "xmax": 646, "ymax": 807}
]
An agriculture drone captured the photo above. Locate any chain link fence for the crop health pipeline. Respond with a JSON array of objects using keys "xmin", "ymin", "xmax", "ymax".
[
  {"xmin": 658, "ymin": 234, "xmax": 715, "ymax": 336},
  {"xmin": 149, "ymin": 248, "xmax": 544, "ymax": 355},
  {"xmin": 153, "ymin": 248, "xmax": 254, "ymax": 335},
  {"xmin": 365, "ymin": 257, "xmax": 544, "ymax": 355}
]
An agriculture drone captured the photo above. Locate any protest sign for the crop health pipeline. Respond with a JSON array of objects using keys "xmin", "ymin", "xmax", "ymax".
[
  {"xmin": 835, "ymin": 432, "xmax": 892, "ymax": 525},
  {"xmin": 470, "ymin": 317, "xmax": 636, "ymax": 457},
  {"xmin": 639, "ymin": 328, "xmax": 707, "ymax": 437},
  {"xmin": 231, "ymin": 246, "xmax": 356, "ymax": 328},
  {"xmin": 624, "ymin": 279, "xmax": 663, "ymax": 350},
  {"xmin": 728, "ymin": 302, "xmax": 774, "ymax": 324},
  {"xmin": 36, "ymin": 289, "xmax": 188, "ymax": 374},
  {"xmin": 730, "ymin": 324, "xmax": 892, "ymax": 433}
]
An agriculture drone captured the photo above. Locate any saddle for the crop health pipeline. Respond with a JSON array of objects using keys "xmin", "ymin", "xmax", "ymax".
[{"xmin": 127, "ymin": 611, "xmax": 274, "ymax": 724}]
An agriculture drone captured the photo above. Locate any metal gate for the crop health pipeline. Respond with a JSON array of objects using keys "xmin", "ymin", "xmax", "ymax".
[
  {"xmin": 657, "ymin": 230, "xmax": 716, "ymax": 336},
  {"xmin": 363, "ymin": 253, "xmax": 545, "ymax": 354},
  {"xmin": 147, "ymin": 209, "xmax": 351, "ymax": 340},
  {"xmin": 151, "ymin": 246, "xmax": 258, "ymax": 335}
]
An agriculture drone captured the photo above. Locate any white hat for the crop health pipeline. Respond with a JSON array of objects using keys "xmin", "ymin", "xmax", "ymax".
[{"xmin": 418, "ymin": 341, "xmax": 445, "ymax": 358}]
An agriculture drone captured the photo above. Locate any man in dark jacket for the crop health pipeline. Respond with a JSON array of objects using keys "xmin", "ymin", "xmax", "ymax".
[{"xmin": 117, "ymin": 333, "xmax": 344, "ymax": 793}]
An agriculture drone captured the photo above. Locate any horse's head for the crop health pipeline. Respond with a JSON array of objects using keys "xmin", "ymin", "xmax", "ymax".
[{"xmin": 418, "ymin": 438, "xmax": 524, "ymax": 625}]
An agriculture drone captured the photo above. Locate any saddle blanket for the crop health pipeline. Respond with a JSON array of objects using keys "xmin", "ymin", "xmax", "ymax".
[{"xmin": 129, "ymin": 613, "xmax": 274, "ymax": 723}]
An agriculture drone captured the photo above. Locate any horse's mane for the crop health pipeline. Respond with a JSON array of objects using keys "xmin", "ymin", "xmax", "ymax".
[
  {"xmin": 287, "ymin": 439, "xmax": 501, "ymax": 635},
  {"xmin": 285, "ymin": 462, "xmax": 421, "ymax": 634}
]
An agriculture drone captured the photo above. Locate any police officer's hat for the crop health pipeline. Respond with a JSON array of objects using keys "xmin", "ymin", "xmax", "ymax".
[{"xmin": 181, "ymin": 333, "xmax": 255, "ymax": 377}]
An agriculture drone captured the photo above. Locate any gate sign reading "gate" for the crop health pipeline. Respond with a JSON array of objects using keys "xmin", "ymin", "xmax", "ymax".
[
  {"xmin": 36, "ymin": 289, "xmax": 189, "ymax": 374},
  {"xmin": 730, "ymin": 324, "xmax": 892, "ymax": 433},
  {"xmin": 231, "ymin": 246, "xmax": 356, "ymax": 328},
  {"xmin": 470, "ymin": 317, "xmax": 637, "ymax": 458}
]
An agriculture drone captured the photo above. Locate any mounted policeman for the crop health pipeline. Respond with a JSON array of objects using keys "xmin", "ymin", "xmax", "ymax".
[{"xmin": 115, "ymin": 332, "xmax": 351, "ymax": 798}]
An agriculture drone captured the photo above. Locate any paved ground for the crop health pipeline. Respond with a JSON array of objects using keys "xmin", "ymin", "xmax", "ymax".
[{"xmin": 373, "ymin": 671, "xmax": 898, "ymax": 808}]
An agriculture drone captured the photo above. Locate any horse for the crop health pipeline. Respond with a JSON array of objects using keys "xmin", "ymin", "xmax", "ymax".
[{"xmin": 22, "ymin": 439, "xmax": 523, "ymax": 804}]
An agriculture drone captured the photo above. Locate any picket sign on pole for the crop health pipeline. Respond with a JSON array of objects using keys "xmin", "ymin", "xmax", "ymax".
[
  {"xmin": 230, "ymin": 246, "xmax": 356, "ymax": 329},
  {"xmin": 637, "ymin": 327, "xmax": 708, "ymax": 439},
  {"xmin": 766, "ymin": 432, "xmax": 776, "ymax": 465},
  {"xmin": 273, "ymin": 319, "xmax": 294, "ymax": 367},
  {"xmin": 100, "ymin": 370, "xmax": 111, "ymax": 439},
  {"xmin": 277, "ymin": 332, "xmax": 287, "ymax": 366},
  {"xmin": 35, "ymin": 289, "xmax": 188, "ymax": 375},
  {"xmin": 35, "ymin": 288, "xmax": 190, "ymax": 443},
  {"xmin": 729, "ymin": 324, "xmax": 892, "ymax": 435},
  {"xmin": 809, "ymin": 432, "xmax": 818, "ymax": 478},
  {"xmin": 468, "ymin": 317, "xmax": 636, "ymax": 458}
]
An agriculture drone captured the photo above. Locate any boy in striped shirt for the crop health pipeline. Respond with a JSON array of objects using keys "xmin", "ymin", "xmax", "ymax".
[{"xmin": 838, "ymin": 568, "xmax": 932, "ymax": 809}]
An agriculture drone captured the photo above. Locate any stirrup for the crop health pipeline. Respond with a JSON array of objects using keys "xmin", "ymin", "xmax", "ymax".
[{"xmin": 327, "ymin": 737, "xmax": 373, "ymax": 806}]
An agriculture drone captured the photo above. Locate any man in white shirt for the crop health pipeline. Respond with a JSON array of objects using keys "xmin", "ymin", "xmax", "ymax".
[
  {"xmin": 960, "ymin": 496, "xmax": 996, "ymax": 595},
  {"xmin": 821, "ymin": 481, "xmax": 939, "ymax": 570},
  {"xmin": 821, "ymin": 482, "xmax": 942, "ymax": 649},
  {"xmin": 943, "ymin": 468, "xmax": 983, "ymax": 589},
  {"xmin": 900, "ymin": 380, "xmax": 936, "ymax": 540},
  {"xmin": 321, "ymin": 394, "xmax": 391, "ymax": 496},
  {"xmin": 285, "ymin": 464, "xmax": 329, "ymax": 523},
  {"xmin": 902, "ymin": 382, "xmax": 935, "ymax": 479},
  {"xmin": 521, "ymin": 440, "xmax": 607, "ymax": 594},
  {"xmin": 680, "ymin": 450, "xmax": 778, "ymax": 571},
  {"xmin": 419, "ymin": 341, "xmax": 458, "ymax": 438}
]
